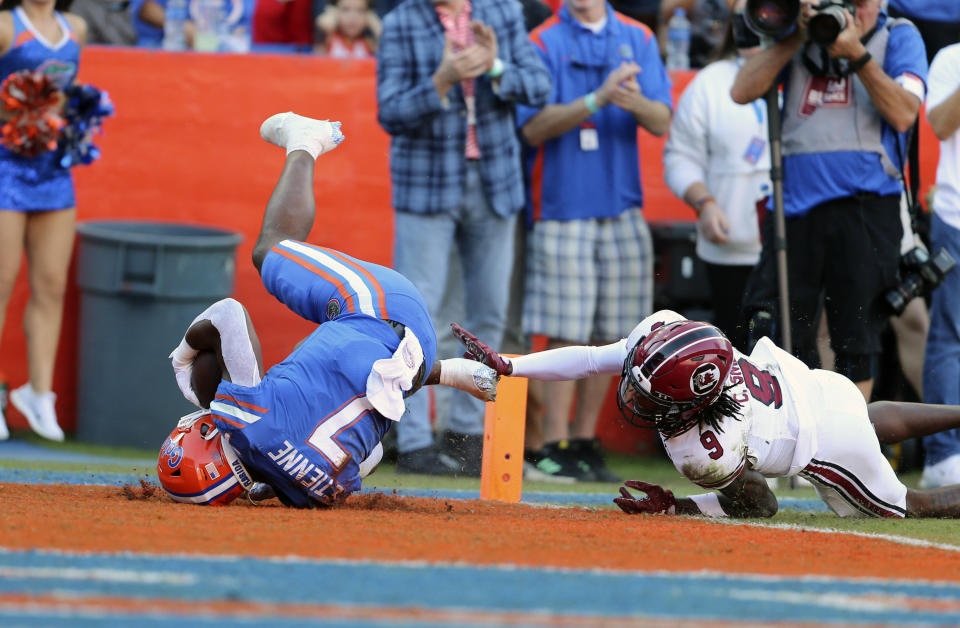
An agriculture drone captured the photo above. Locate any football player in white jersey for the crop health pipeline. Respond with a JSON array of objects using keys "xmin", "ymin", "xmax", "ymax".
[{"xmin": 454, "ymin": 310, "xmax": 960, "ymax": 518}]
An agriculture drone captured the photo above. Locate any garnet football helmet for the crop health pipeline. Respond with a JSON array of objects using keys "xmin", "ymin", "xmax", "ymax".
[
  {"xmin": 157, "ymin": 410, "xmax": 255, "ymax": 505},
  {"xmin": 618, "ymin": 320, "xmax": 735, "ymax": 437}
]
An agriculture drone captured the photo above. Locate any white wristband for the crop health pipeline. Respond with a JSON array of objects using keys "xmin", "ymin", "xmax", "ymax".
[
  {"xmin": 439, "ymin": 358, "xmax": 498, "ymax": 402},
  {"xmin": 689, "ymin": 493, "xmax": 728, "ymax": 517}
]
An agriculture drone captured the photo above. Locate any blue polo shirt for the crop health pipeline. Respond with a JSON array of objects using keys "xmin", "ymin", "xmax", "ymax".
[
  {"xmin": 780, "ymin": 12, "xmax": 928, "ymax": 217},
  {"xmin": 518, "ymin": 4, "xmax": 672, "ymax": 223},
  {"xmin": 889, "ymin": 0, "xmax": 960, "ymax": 23}
]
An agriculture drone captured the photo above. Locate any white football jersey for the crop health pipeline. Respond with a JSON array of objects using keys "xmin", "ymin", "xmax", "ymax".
[{"xmin": 660, "ymin": 336, "xmax": 822, "ymax": 489}]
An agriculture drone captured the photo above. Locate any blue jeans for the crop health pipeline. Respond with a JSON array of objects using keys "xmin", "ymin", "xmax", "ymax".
[
  {"xmin": 392, "ymin": 162, "xmax": 517, "ymax": 453},
  {"xmin": 922, "ymin": 212, "xmax": 960, "ymax": 465}
]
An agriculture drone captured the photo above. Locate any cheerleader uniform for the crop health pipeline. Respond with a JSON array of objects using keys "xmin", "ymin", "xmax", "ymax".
[{"xmin": 0, "ymin": 6, "xmax": 80, "ymax": 211}]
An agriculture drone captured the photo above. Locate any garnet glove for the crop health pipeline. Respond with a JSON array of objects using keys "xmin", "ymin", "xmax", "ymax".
[
  {"xmin": 613, "ymin": 480, "xmax": 677, "ymax": 515},
  {"xmin": 451, "ymin": 322, "xmax": 513, "ymax": 376}
]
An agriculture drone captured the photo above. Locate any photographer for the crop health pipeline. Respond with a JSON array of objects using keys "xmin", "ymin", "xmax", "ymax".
[
  {"xmin": 919, "ymin": 42, "xmax": 960, "ymax": 488},
  {"xmin": 731, "ymin": 0, "xmax": 928, "ymax": 401}
]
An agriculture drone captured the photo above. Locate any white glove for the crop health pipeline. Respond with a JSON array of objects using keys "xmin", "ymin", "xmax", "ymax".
[{"xmin": 170, "ymin": 337, "xmax": 200, "ymax": 407}]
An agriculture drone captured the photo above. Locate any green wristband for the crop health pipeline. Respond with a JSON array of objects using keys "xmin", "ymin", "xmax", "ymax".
[
  {"xmin": 584, "ymin": 91, "xmax": 599, "ymax": 114},
  {"xmin": 486, "ymin": 58, "xmax": 504, "ymax": 79}
]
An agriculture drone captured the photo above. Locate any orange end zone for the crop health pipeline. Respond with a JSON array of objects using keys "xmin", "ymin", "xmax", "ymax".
[{"xmin": 4, "ymin": 483, "xmax": 960, "ymax": 582}]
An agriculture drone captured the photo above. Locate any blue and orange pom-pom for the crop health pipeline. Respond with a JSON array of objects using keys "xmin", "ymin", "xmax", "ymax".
[
  {"xmin": 57, "ymin": 83, "xmax": 114, "ymax": 168},
  {"xmin": 1, "ymin": 70, "xmax": 114, "ymax": 166},
  {"xmin": 0, "ymin": 70, "xmax": 65, "ymax": 158}
]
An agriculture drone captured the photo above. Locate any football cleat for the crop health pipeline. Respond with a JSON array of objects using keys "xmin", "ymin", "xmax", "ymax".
[
  {"xmin": 157, "ymin": 410, "xmax": 255, "ymax": 505},
  {"xmin": 259, "ymin": 112, "xmax": 344, "ymax": 158}
]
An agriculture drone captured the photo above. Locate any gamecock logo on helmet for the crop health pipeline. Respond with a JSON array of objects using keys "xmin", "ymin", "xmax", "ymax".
[{"xmin": 690, "ymin": 363, "xmax": 722, "ymax": 396}]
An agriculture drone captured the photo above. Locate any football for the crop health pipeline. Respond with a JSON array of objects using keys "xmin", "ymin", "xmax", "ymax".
[{"xmin": 190, "ymin": 349, "xmax": 222, "ymax": 408}]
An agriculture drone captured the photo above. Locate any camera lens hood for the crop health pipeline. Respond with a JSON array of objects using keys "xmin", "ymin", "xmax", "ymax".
[{"xmin": 744, "ymin": 0, "xmax": 800, "ymax": 39}]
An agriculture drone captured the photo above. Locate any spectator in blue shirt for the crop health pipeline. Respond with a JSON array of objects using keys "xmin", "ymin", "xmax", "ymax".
[
  {"xmin": 887, "ymin": 0, "xmax": 959, "ymax": 63},
  {"xmin": 515, "ymin": 0, "xmax": 671, "ymax": 482},
  {"xmin": 732, "ymin": 0, "xmax": 928, "ymax": 402},
  {"xmin": 376, "ymin": 0, "xmax": 551, "ymax": 476}
]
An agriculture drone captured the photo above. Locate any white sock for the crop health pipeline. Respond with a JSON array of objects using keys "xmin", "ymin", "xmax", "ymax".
[
  {"xmin": 284, "ymin": 120, "xmax": 342, "ymax": 160},
  {"xmin": 287, "ymin": 143, "xmax": 320, "ymax": 161}
]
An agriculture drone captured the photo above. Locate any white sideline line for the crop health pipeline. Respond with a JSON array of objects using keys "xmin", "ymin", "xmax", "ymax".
[
  {"xmin": 709, "ymin": 518, "xmax": 960, "ymax": 553},
  {"xmin": 1, "ymin": 546, "xmax": 959, "ymax": 590},
  {"xmin": 728, "ymin": 589, "xmax": 952, "ymax": 613},
  {"xmin": 0, "ymin": 566, "xmax": 196, "ymax": 586}
]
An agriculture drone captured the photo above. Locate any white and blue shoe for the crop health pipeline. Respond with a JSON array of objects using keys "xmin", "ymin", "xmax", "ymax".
[{"xmin": 259, "ymin": 112, "xmax": 344, "ymax": 158}]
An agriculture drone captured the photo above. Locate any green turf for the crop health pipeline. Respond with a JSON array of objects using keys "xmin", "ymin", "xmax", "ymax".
[
  {"xmin": 3, "ymin": 431, "xmax": 156, "ymax": 460},
  {"xmin": 3, "ymin": 441, "xmax": 957, "ymax": 548}
]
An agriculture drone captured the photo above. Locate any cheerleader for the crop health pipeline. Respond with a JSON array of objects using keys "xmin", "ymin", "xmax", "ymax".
[{"xmin": 0, "ymin": 0, "xmax": 86, "ymax": 441}]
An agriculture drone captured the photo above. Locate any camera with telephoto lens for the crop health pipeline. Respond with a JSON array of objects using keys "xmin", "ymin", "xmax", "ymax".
[
  {"xmin": 884, "ymin": 246, "xmax": 957, "ymax": 315},
  {"xmin": 744, "ymin": 0, "xmax": 855, "ymax": 44},
  {"xmin": 807, "ymin": 0, "xmax": 856, "ymax": 44}
]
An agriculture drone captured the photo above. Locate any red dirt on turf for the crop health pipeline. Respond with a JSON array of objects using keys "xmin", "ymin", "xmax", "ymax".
[{"xmin": 2, "ymin": 482, "xmax": 958, "ymax": 581}]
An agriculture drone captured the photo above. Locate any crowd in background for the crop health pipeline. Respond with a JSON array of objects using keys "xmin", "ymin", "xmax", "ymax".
[
  {"xmin": 62, "ymin": 0, "xmax": 742, "ymax": 59},
  {"xmin": 3, "ymin": 0, "xmax": 960, "ymax": 490}
]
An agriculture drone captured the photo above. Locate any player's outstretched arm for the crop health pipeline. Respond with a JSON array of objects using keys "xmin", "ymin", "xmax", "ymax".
[
  {"xmin": 451, "ymin": 323, "xmax": 627, "ymax": 381},
  {"xmin": 614, "ymin": 468, "xmax": 777, "ymax": 518}
]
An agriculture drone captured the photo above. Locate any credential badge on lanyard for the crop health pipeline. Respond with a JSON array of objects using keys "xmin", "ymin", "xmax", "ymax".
[
  {"xmin": 580, "ymin": 122, "xmax": 599, "ymax": 151},
  {"xmin": 743, "ymin": 99, "xmax": 766, "ymax": 165}
]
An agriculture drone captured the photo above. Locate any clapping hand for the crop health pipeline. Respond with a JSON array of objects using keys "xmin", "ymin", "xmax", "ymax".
[
  {"xmin": 608, "ymin": 69, "xmax": 646, "ymax": 114},
  {"xmin": 595, "ymin": 61, "xmax": 641, "ymax": 111},
  {"xmin": 437, "ymin": 30, "xmax": 495, "ymax": 87},
  {"xmin": 471, "ymin": 20, "xmax": 498, "ymax": 70}
]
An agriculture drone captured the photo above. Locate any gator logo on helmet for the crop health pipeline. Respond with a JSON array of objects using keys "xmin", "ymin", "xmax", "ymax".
[
  {"xmin": 690, "ymin": 363, "xmax": 722, "ymax": 396},
  {"xmin": 160, "ymin": 438, "xmax": 183, "ymax": 470}
]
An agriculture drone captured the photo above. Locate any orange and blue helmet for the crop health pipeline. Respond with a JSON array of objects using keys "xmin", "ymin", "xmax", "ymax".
[{"xmin": 157, "ymin": 410, "xmax": 255, "ymax": 505}]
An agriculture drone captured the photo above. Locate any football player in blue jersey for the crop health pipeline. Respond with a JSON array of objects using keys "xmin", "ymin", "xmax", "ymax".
[{"xmin": 156, "ymin": 113, "xmax": 499, "ymax": 508}]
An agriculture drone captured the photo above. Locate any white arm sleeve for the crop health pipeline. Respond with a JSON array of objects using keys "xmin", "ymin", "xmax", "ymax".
[
  {"xmin": 509, "ymin": 340, "xmax": 629, "ymax": 380},
  {"xmin": 175, "ymin": 298, "xmax": 262, "ymax": 388}
]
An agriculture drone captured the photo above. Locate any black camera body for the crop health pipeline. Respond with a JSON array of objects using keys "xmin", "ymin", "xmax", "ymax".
[
  {"xmin": 808, "ymin": 0, "xmax": 856, "ymax": 44},
  {"xmin": 885, "ymin": 246, "xmax": 957, "ymax": 315},
  {"xmin": 744, "ymin": 0, "xmax": 854, "ymax": 44}
]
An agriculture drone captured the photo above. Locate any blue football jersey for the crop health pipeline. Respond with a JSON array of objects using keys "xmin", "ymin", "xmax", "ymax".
[
  {"xmin": 211, "ymin": 318, "xmax": 395, "ymax": 507},
  {"xmin": 208, "ymin": 241, "xmax": 438, "ymax": 507},
  {"xmin": 260, "ymin": 239, "xmax": 436, "ymax": 370}
]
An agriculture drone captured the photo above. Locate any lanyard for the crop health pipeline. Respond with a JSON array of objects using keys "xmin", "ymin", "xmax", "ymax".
[{"xmin": 750, "ymin": 99, "xmax": 764, "ymax": 126}]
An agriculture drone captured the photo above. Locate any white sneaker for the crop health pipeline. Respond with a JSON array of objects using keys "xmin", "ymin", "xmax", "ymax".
[
  {"xmin": 10, "ymin": 384, "xmax": 64, "ymax": 442},
  {"xmin": 259, "ymin": 112, "xmax": 344, "ymax": 159},
  {"xmin": 0, "ymin": 406, "xmax": 8, "ymax": 441},
  {"xmin": 522, "ymin": 460, "xmax": 576, "ymax": 484},
  {"xmin": 919, "ymin": 454, "xmax": 960, "ymax": 489}
]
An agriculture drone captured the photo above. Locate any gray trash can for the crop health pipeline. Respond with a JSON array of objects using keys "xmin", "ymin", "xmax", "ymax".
[{"xmin": 75, "ymin": 221, "xmax": 242, "ymax": 448}]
